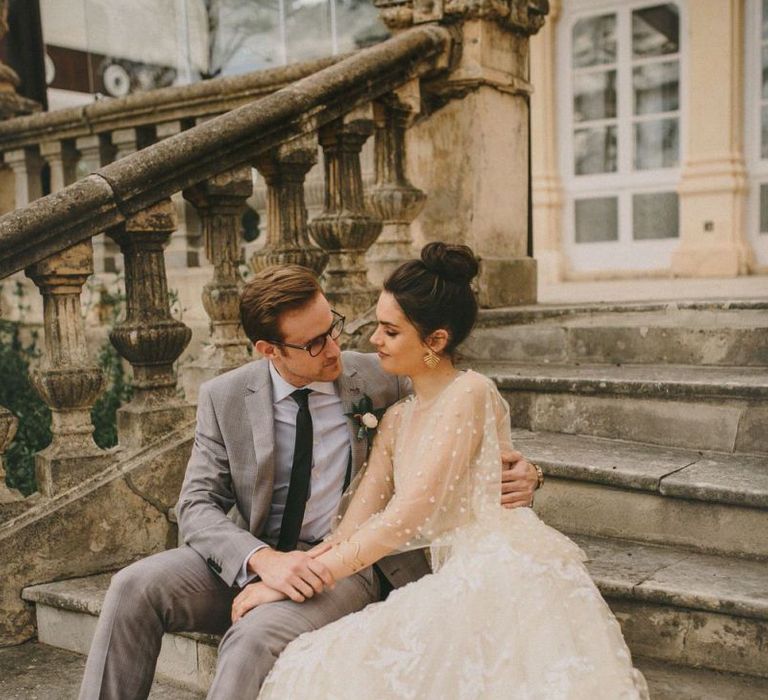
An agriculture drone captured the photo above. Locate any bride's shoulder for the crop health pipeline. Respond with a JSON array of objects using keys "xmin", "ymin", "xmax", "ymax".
[{"xmin": 455, "ymin": 369, "xmax": 498, "ymax": 396}]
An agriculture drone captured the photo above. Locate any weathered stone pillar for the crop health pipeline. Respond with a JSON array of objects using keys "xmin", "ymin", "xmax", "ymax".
[
  {"xmin": 3, "ymin": 148, "xmax": 43, "ymax": 206},
  {"xmin": 251, "ymin": 135, "xmax": 328, "ymax": 274},
  {"xmin": 366, "ymin": 90, "xmax": 426, "ymax": 287},
  {"xmin": 108, "ymin": 200, "xmax": 194, "ymax": 448},
  {"xmin": 76, "ymin": 135, "xmax": 114, "ymax": 275},
  {"xmin": 379, "ymin": 0, "xmax": 547, "ymax": 307},
  {"xmin": 309, "ymin": 114, "xmax": 383, "ymax": 317},
  {"xmin": 182, "ymin": 167, "xmax": 252, "ymax": 401},
  {"xmin": 39, "ymin": 140, "xmax": 78, "ymax": 193},
  {"xmin": 530, "ymin": 0, "xmax": 565, "ymax": 285},
  {"xmin": 0, "ymin": 406, "xmax": 24, "ymax": 512},
  {"xmin": 26, "ymin": 242, "xmax": 112, "ymax": 496},
  {"xmin": 671, "ymin": 0, "xmax": 753, "ymax": 276}
]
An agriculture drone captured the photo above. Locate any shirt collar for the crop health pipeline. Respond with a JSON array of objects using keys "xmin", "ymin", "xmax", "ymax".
[{"xmin": 268, "ymin": 361, "xmax": 337, "ymax": 403}]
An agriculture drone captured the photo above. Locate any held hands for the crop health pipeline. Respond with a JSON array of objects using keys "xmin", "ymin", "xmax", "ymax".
[
  {"xmin": 231, "ymin": 581, "xmax": 285, "ymax": 623},
  {"xmin": 247, "ymin": 547, "xmax": 335, "ymax": 603},
  {"xmin": 500, "ymin": 450, "xmax": 540, "ymax": 508}
]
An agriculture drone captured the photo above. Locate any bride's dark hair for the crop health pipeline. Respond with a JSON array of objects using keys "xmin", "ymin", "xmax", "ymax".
[{"xmin": 383, "ymin": 241, "xmax": 479, "ymax": 355}]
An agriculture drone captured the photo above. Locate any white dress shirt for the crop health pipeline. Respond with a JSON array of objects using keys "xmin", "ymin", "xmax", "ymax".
[{"xmin": 236, "ymin": 361, "xmax": 350, "ymax": 585}]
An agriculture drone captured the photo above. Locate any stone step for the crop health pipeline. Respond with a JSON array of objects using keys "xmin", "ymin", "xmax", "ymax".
[
  {"xmin": 0, "ymin": 640, "xmax": 204, "ymax": 699},
  {"xmin": 23, "ymin": 535, "xmax": 768, "ymax": 684},
  {"xmin": 469, "ymin": 301, "xmax": 768, "ymax": 367},
  {"xmin": 473, "ymin": 363, "xmax": 768, "ymax": 453},
  {"xmin": 512, "ymin": 429, "xmax": 768, "ymax": 558}
]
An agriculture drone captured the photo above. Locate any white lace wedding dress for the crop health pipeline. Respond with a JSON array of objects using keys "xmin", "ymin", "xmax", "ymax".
[{"xmin": 259, "ymin": 370, "xmax": 649, "ymax": 699}]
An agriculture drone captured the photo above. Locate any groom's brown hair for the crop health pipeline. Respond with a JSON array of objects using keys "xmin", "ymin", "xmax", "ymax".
[{"xmin": 239, "ymin": 265, "xmax": 322, "ymax": 343}]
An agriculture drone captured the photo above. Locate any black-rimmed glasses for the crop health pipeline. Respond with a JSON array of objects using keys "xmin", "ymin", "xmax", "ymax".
[{"xmin": 268, "ymin": 310, "xmax": 345, "ymax": 357}]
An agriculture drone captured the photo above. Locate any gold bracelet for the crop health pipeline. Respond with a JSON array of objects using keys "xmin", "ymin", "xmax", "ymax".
[{"xmin": 531, "ymin": 462, "xmax": 544, "ymax": 489}]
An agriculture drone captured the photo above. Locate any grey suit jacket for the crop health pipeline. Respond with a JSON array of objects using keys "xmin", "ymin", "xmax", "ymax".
[{"xmin": 177, "ymin": 350, "xmax": 431, "ymax": 589}]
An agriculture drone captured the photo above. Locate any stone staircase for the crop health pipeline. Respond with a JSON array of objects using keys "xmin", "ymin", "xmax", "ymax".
[{"xmin": 16, "ymin": 297, "xmax": 768, "ymax": 697}]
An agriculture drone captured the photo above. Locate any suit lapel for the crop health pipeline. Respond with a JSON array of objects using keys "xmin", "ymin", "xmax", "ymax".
[
  {"xmin": 245, "ymin": 361, "xmax": 276, "ymax": 532},
  {"xmin": 336, "ymin": 365, "xmax": 369, "ymax": 480}
]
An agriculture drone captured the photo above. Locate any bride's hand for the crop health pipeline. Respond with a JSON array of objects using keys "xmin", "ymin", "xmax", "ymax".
[
  {"xmin": 231, "ymin": 582, "xmax": 286, "ymax": 623},
  {"xmin": 307, "ymin": 540, "xmax": 334, "ymax": 558}
]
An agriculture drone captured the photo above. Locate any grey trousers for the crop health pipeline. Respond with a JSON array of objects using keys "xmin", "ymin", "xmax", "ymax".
[{"xmin": 78, "ymin": 546, "xmax": 380, "ymax": 700}]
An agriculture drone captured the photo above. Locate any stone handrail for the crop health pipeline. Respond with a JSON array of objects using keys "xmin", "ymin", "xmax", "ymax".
[
  {"xmin": 0, "ymin": 25, "xmax": 449, "ymax": 278},
  {"xmin": 0, "ymin": 53, "xmax": 347, "ymax": 152}
]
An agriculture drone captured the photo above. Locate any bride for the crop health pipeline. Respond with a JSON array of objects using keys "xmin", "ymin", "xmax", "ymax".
[{"xmin": 239, "ymin": 242, "xmax": 648, "ymax": 699}]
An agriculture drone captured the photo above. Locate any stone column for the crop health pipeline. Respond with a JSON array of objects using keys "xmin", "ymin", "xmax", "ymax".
[
  {"xmin": 530, "ymin": 0, "xmax": 565, "ymax": 285},
  {"xmin": 26, "ymin": 242, "xmax": 112, "ymax": 497},
  {"xmin": 3, "ymin": 147, "xmax": 43, "ymax": 206},
  {"xmin": 309, "ymin": 114, "xmax": 383, "ymax": 318},
  {"xmin": 182, "ymin": 167, "xmax": 252, "ymax": 401},
  {"xmin": 108, "ymin": 200, "xmax": 194, "ymax": 448},
  {"xmin": 251, "ymin": 135, "xmax": 328, "ymax": 274},
  {"xmin": 366, "ymin": 89, "xmax": 426, "ymax": 287},
  {"xmin": 379, "ymin": 0, "xmax": 548, "ymax": 307},
  {"xmin": 39, "ymin": 140, "xmax": 78, "ymax": 193},
  {"xmin": 671, "ymin": 0, "xmax": 753, "ymax": 276},
  {"xmin": 76, "ymin": 135, "xmax": 114, "ymax": 275},
  {"xmin": 0, "ymin": 406, "xmax": 25, "ymax": 515}
]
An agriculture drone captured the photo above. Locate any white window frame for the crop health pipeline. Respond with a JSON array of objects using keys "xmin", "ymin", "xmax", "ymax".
[
  {"xmin": 558, "ymin": 0, "xmax": 687, "ymax": 274},
  {"xmin": 746, "ymin": 0, "xmax": 768, "ymax": 267}
]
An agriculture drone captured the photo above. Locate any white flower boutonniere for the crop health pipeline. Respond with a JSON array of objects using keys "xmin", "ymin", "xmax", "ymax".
[{"xmin": 346, "ymin": 395, "xmax": 385, "ymax": 441}]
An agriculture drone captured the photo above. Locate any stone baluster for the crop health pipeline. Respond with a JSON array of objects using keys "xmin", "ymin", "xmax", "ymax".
[
  {"xmin": 157, "ymin": 121, "xmax": 200, "ymax": 269},
  {"xmin": 366, "ymin": 90, "xmax": 426, "ymax": 287},
  {"xmin": 0, "ymin": 406, "xmax": 24, "ymax": 513},
  {"xmin": 181, "ymin": 167, "xmax": 252, "ymax": 401},
  {"xmin": 76, "ymin": 135, "xmax": 114, "ymax": 274},
  {"xmin": 309, "ymin": 113, "xmax": 383, "ymax": 318},
  {"xmin": 108, "ymin": 199, "xmax": 194, "ymax": 448},
  {"xmin": 25, "ymin": 241, "xmax": 112, "ymax": 496},
  {"xmin": 0, "ymin": 0, "xmax": 40, "ymax": 119},
  {"xmin": 39, "ymin": 140, "xmax": 78, "ymax": 193},
  {"xmin": 3, "ymin": 147, "xmax": 43, "ymax": 206},
  {"xmin": 251, "ymin": 135, "xmax": 328, "ymax": 274}
]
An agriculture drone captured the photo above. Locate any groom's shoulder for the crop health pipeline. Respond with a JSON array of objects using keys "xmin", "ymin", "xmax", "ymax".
[{"xmin": 198, "ymin": 359, "xmax": 265, "ymax": 402}]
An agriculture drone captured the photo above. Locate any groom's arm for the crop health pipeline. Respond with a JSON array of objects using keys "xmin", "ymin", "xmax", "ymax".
[{"xmin": 177, "ymin": 381, "xmax": 268, "ymax": 587}]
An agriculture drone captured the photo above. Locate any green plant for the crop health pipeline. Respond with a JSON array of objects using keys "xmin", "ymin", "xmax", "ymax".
[{"xmin": 0, "ymin": 281, "xmax": 132, "ymax": 495}]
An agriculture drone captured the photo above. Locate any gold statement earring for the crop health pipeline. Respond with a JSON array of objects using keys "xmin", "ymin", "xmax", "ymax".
[{"xmin": 423, "ymin": 348, "xmax": 441, "ymax": 369}]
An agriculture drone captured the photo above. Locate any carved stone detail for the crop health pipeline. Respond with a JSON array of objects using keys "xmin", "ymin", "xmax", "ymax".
[
  {"xmin": 182, "ymin": 167, "xmax": 253, "ymax": 400},
  {"xmin": 366, "ymin": 97, "xmax": 426, "ymax": 286},
  {"xmin": 251, "ymin": 136, "xmax": 328, "ymax": 275},
  {"xmin": 375, "ymin": 0, "xmax": 548, "ymax": 34},
  {"xmin": 309, "ymin": 118, "xmax": 383, "ymax": 318},
  {"xmin": 0, "ymin": 1, "xmax": 41, "ymax": 119},
  {"xmin": 26, "ymin": 241, "xmax": 112, "ymax": 496},
  {"xmin": 108, "ymin": 200, "xmax": 194, "ymax": 447}
]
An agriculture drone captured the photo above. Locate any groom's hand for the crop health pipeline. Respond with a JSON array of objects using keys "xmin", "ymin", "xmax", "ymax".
[
  {"xmin": 247, "ymin": 548, "xmax": 335, "ymax": 603},
  {"xmin": 500, "ymin": 450, "xmax": 538, "ymax": 508}
]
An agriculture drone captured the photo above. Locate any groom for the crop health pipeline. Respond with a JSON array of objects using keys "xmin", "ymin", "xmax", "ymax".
[{"xmin": 79, "ymin": 265, "xmax": 539, "ymax": 699}]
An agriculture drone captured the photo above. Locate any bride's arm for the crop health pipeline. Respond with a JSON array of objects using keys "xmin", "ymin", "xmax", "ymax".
[{"xmin": 313, "ymin": 373, "xmax": 493, "ymax": 581}]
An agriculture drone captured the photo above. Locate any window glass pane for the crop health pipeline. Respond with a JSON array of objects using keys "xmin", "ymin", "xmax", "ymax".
[
  {"xmin": 633, "ymin": 61, "xmax": 679, "ymax": 115},
  {"xmin": 762, "ymin": 107, "xmax": 768, "ymax": 159},
  {"xmin": 574, "ymin": 126, "xmax": 618, "ymax": 175},
  {"xmin": 573, "ymin": 14, "xmax": 617, "ymax": 68},
  {"xmin": 632, "ymin": 4, "xmax": 679, "ymax": 58},
  {"xmin": 634, "ymin": 118, "xmax": 678, "ymax": 169},
  {"xmin": 632, "ymin": 192, "xmax": 679, "ymax": 239},
  {"xmin": 574, "ymin": 70, "xmax": 617, "ymax": 121},
  {"xmin": 575, "ymin": 197, "xmax": 619, "ymax": 242},
  {"xmin": 761, "ymin": 185, "xmax": 768, "ymax": 234},
  {"xmin": 763, "ymin": 46, "xmax": 768, "ymax": 100}
]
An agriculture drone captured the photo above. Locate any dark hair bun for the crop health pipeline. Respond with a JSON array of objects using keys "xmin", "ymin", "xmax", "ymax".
[{"xmin": 420, "ymin": 242, "xmax": 479, "ymax": 284}]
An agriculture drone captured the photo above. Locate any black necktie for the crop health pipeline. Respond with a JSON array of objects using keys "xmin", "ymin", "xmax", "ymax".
[{"xmin": 277, "ymin": 389, "xmax": 313, "ymax": 552}]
